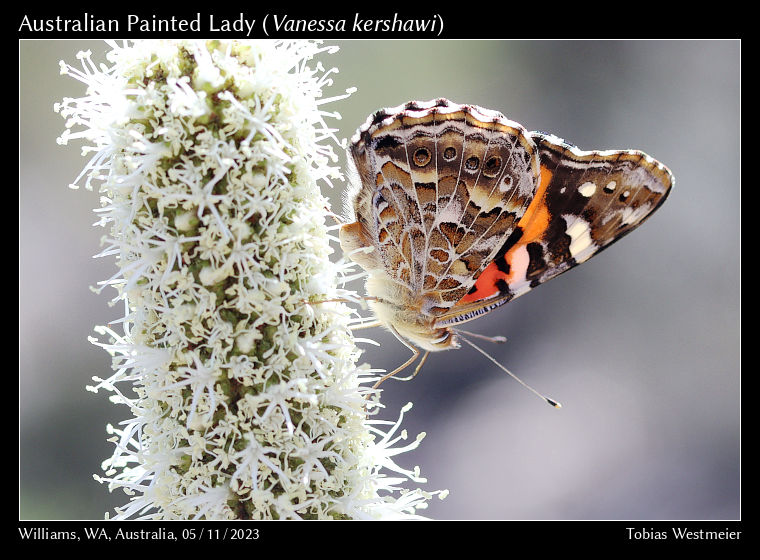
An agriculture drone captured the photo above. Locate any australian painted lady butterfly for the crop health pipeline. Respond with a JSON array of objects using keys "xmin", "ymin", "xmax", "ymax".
[{"xmin": 339, "ymin": 99, "xmax": 673, "ymax": 400}]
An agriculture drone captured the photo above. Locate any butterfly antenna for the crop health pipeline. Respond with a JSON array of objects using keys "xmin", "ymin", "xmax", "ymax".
[{"xmin": 456, "ymin": 332, "xmax": 562, "ymax": 408}]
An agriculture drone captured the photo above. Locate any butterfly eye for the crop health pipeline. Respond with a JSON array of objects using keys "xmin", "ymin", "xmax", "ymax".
[
  {"xmin": 443, "ymin": 146, "xmax": 457, "ymax": 160},
  {"xmin": 465, "ymin": 156, "xmax": 479, "ymax": 171},
  {"xmin": 483, "ymin": 156, "xmax": 502, "ymax": 177},
  {"xmin": 413, "ymin": 147, "xmax": 432, "ymax": 167}
]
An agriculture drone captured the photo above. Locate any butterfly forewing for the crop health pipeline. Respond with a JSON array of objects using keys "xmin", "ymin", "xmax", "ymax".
[
  {"xmin": 346, "ymin": 99, "xmax": 541, "ymax": 317},
  {"xmin": 437, "ymin": 132, "xmax": 673, "ymax": 327}
]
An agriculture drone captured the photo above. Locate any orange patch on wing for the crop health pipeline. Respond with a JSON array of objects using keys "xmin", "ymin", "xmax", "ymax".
[
  {"xmin": 516, "ymin": 164, "xmax": 553, "ymax": 243},
  {"xmin": 458, "ymin": 165, "xmax": 554, "ymax": 304},
  {"xmin": 460, "ymin": 263, "xmax": 504, "ymax": 303}
]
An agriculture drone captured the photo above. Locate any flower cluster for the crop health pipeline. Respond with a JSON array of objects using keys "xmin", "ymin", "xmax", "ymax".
[{"xmin": 56, "ymin": 39, "xmax": 444, "ymax": 519}]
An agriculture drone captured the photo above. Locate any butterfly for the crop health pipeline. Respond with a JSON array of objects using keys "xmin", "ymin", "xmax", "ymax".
[{"xmin": 339, "ymin": 99, "xmax": 673, "ymax": 400}]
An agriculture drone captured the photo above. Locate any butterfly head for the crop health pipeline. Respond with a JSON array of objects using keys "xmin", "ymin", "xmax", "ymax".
[
  {"xmin": 390, "ymin": 321, "xmax": 459, "ymax": 352},
  {"xmin": 376, "ymin": 304, "xmax": 459, "ymax": 353}
]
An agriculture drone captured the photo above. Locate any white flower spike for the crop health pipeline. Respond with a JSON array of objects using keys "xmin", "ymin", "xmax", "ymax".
[{"xmin": 57, "ymin": 39, "xmax": 444, "ymax": 520}]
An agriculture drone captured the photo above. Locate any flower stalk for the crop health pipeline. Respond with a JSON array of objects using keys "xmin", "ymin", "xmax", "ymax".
[{"xmin": 56, "ymin": 39, "xmax": 444, "ymax": 520}]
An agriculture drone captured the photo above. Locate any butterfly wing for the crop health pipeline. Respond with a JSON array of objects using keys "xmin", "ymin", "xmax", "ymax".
[
  {"xmin": 436, "ymin": 132, "xmax": 674, "ymax": 327},
  {"xmin": 341, "ymin": 99, "xmax": 542, "ymax": 318}
]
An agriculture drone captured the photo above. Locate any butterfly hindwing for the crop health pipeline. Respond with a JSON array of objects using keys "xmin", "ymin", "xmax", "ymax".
[{"xmin": 437, "ymin": 132, "xmax": 673, "ymax": 326}]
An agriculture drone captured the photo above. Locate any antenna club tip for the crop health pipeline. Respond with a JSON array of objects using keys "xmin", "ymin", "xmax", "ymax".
[{"xmin": 547, "ymin": 398, "xmax": 562, "ymax": 409}]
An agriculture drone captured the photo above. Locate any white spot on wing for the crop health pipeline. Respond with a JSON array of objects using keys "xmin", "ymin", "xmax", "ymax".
[
  {"xmin": 563, "ymin": 215, "xmax": 595, "ymax": 262},
  {"xmin": 579, "ymin": 181, "xmax": 596, "ymax": 197},
  {"xmin": 507, "ymin": 245, "xmax": 531, "ymax": 295}
]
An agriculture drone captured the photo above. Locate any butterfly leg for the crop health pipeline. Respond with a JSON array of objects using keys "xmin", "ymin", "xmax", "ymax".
[
  {"xmin": 324, "ymin": 206, "xmax": 345, "ymax": 225},
  {"xmin": 376, "ymin": 350, "xmax": 431, "ymax": 385},
  {"xmin": 303, "ymin": 296, "xmax": 379, "ymax": 305},
  {"xmin": 348, "ymin": 319, "xmax": 382, "ymax": 330},
  {"xmin": 406, "ymin": 350, "xmax": 430, "ymax": 380},
  {"xmin": 371, "ymin": 327, "xmax": 421, "ymax": 390},
  {"xmin": 371, "ymin": 349, "xmax": 419, "ymax": 390}
]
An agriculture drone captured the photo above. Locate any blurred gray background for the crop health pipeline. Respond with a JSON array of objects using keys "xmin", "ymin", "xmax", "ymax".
[{"xmin": 19, "ymin": 40, "xmax": 739, "ymax": 520}]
